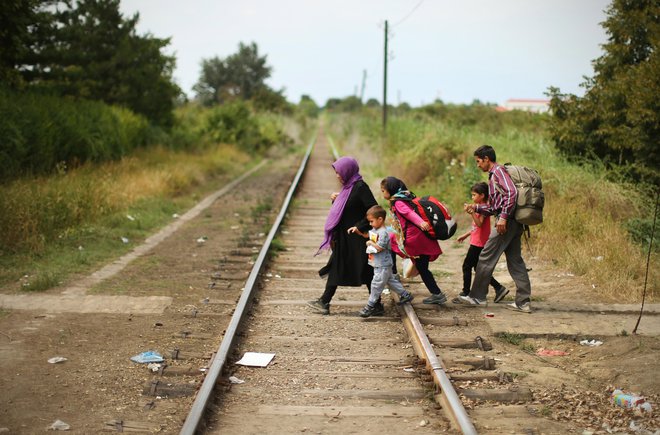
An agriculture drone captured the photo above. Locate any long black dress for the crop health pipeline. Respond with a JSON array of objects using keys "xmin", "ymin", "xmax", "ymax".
[{"xmin": 322, "ymin": 180, "xmax": 377, "ymax": 287}]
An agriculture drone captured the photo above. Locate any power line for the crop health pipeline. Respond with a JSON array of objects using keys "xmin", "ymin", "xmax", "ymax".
[{"xmin": 392, "ymin": 0, "xmax": 425, "ymax": 27}]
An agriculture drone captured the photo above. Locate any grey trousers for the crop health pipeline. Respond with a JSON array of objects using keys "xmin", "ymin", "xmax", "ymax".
[
  {"xmin": 469, "ymin": 218, "xmax": 531, "ymax": 305},
  {"xmin": 368, "ymin": 266, "xmax": 407, "ymax": 306}
]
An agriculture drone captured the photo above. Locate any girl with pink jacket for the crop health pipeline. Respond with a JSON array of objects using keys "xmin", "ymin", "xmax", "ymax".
[{"xmin": 381, "ymin": 176, "xmax": 448, "ymax": 305}]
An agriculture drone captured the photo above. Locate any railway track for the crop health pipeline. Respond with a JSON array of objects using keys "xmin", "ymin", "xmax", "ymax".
[
  {"xmin": 173, "ymin": 133, "xmax": 554, "ymax": 434},
  {"xmin": 3, "ymin": 129, "xmax": 658, "ymax": 434}
]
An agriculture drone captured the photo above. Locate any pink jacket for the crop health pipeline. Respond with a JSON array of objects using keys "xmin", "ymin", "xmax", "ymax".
[{"xmin": 390, "ymin": 200, "xmax": 442, "ymax": 261}]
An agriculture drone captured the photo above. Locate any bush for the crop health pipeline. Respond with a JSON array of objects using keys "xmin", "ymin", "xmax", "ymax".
[
  {"xmin": 204, "ymin": 100, "xmax": 288, "ymax": 153},
  {"xmin": 0, "ymin": 88, "xmax": 151, "ymax": 179}
]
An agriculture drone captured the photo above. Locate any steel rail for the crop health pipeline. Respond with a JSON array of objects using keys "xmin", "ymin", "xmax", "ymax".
[
  {"xmin": 180, "ymin": 137, "xmax": 316, "ymax": 435},
  {"xmin": 397, "ymin": 299, "xmax": 478, "ymax": 434}
]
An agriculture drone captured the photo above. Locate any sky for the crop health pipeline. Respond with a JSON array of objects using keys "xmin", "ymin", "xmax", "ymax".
[{"xmin": 119, "ymin": 0, "xmax": 611, "ymax": 107}]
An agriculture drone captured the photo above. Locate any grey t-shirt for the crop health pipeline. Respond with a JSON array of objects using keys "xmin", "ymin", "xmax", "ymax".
[{"xmin": 367, "ymin": 227, "xmax": 393, "ymax": 268}]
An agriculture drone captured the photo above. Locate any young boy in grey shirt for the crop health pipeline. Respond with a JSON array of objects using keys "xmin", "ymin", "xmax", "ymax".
[{"xmin": 350, "ymin": 205, "xmax": 414, "ymax": 317}]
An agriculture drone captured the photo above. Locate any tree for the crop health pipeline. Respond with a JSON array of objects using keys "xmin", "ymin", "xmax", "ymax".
[
  {"xmin": 0, "ymin": 0, "xmax": 41, "ymax": 87},
  {"xmin": 14, "ymin": 0, "xmax": 180, "ymax": 126},
  {"xmin": 194, "ymin": 42, "xmax": 272, "ymax": 106},
  {"xmin": 297, "ymin": 95, "xmax": 319, "ymax": 118},
  {"xmin": 547, "ymin": 0, "xmax": 659, "ymax": 183}
]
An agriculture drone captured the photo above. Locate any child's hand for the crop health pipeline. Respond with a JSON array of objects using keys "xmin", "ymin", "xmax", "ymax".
[
  {"xmin": 463, "ymin": 203, "xmax": 475, "ymax": 214},
  {"xmin": 420, "ymin": 221, "xmax": 431, "ymax": 232},
  {"xmin": 457, "ymin": 234, "xmax": 468, "ymax": 243},
  {"xmin": 348, "ymin": 226, "xmax": 366, "ymax": 238},
  {"xmin": 330, "ymin": 192, "xmax": 339, "ymax": 201}
]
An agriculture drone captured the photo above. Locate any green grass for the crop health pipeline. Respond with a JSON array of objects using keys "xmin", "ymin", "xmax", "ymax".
[
  {"xmin": 0, "ymin": 193, "xmax": 199, "ymax": 292},
  {"xmin": 0, "ymin": 143, "xmax": 257, "ymax": 292},
  {"xmin": 498, "ymin": 332, "xmax": 525, "ymax": 346},
  {"xmin": 269, "ymin": 237, "xmax": 287, "ymax": 260},
  {"xmin": 20, "ymin": 271, "xmax": 60, "ymax": 292}
]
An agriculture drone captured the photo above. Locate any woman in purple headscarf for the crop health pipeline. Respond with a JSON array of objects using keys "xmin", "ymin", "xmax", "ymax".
[{"xmin": 307, "ymin": 157, "xmax": 379, "ymax": 315}]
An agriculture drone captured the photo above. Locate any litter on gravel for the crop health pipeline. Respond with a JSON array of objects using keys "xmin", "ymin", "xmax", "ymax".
[
  {"xmin": 48, "ymin": 420, "xmax": 70, "ymax": 431},
  {"xmin": 130, "ymin": 351, "xmax": 164, "ymax": 364},
  {"xmin": 236, "ymin": 352, "xmax": 275, "ymax": 367},
  {"xmin": 229, "ymin": 376, "xmax": 245, "ymax": 384},
  {"xmin": 580, "ymin": 339, "xmax": 604, "ymax": 346},
  {"xmin": 536, "ymin": 348, "xmax": 569, "ymax": 356},
  {"xmin": 47, "ymin": 357, "xmax": 67, "ymax": 364}
]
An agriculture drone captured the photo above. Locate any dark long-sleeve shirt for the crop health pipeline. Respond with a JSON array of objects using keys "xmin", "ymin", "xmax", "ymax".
[{"xmin": 475, "ymin": 163, "xmax": 517, "ymax": 220}]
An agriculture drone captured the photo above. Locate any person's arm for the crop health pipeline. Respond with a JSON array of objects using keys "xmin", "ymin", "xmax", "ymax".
[
  {"xmin": 348, "ymin": 226, "xmax": 368, "ymax": 238},
  {"xmin": 468, "ymin": 200, "xmax": 494, "ymax": 217},
  {"xmin": 456, "ymin": 230, "xmax": 471, "ymax": 242},
  {"xmin": 366, "ymin": 239, "xmax": 384, "ymax": 251},
  {"xmin": 492, "ymin": 166, "xmax": 517, "ymax": 234},
  {"xmin": 395, "ymin": 201, "xmax": 430, "ymax": 231},
  {"xmin": 471, "ymin": 212, "xmax": 485, "ymax": 227},
  {"xmin": 493, "ymin": 166, "xmax": 517, "ymax": 221}
]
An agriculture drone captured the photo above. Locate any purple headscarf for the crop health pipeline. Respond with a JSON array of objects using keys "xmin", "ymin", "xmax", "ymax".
[{"xmin": 316, "ymin": 156, "xmax": 363, "ymax": 255}]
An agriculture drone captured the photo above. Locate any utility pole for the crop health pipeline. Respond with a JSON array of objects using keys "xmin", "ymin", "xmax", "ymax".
[{"xmin": 382, "ymin": 20, "xmax": 388, "ymax": 133}]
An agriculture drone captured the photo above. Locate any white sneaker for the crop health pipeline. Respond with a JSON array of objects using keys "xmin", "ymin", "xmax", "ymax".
[
  {"xmin": 505, "ymin": 302, "xmax": 531, "ymax": 313},
  {"xmin": 456, "ymin": 295, "xmax": 488, "ymax": 307}
]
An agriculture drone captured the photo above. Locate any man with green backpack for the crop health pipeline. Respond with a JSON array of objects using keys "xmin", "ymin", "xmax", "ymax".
[{"xmin": 455, "ymin": 145, "xmax": 540, "ymax": 313}]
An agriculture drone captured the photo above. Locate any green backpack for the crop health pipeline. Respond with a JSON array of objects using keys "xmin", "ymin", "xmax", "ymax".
[{"xmin": 496, "ymin": 164, "xmax": 544, "ymax": 225}]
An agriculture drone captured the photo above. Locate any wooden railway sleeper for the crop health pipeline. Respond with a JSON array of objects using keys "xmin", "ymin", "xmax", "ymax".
[{"xmin": 475, "ymin": 335, "xmax": 484, "ymax": 351}]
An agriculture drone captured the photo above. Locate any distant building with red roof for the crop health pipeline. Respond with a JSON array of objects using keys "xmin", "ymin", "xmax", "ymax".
[{"xmin": 502, "ymin": 99, "xmax": 550, "ymax": 113}]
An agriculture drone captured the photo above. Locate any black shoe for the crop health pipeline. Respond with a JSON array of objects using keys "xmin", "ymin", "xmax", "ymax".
[
  {"xmin": 494, "ymin": 286, "xmax": 509, "ymax": 303},
  {"xmin": 372, "ymin": 302, "xmax": 385, "ymax": 316},
  {"xmin": 397, "ymin": 293, "xmax": 414, "ymax": 305},
  {"xmin": 359, "ymin": 304, "xmax": 376, "ymax": 318},
  {"xmin": 306, "ymin": 298, "xmax": 329, "ymax": 315}
]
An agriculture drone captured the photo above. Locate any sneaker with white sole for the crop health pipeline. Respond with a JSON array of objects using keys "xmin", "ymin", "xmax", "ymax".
[
  {"xmin": 455, "ymin": 295, "xmax": 488, "ymax": 307},
  {"xmin": 494, "ymin": 286, "xmax": 509, "ymax": 303},
  {"xmin": 505, "ymin": 301, "xmax": 531, "ymax": 313}
]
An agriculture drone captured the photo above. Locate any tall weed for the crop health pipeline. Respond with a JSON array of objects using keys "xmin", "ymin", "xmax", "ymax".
[{"xmin": 0, "ymin": 144, "xmax": 249, "ymax": 256}]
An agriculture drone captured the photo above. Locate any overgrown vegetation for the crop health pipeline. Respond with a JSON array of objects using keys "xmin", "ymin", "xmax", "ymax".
[
  {"xmin": 0, "ymin": 142, "xmax": 252, "ymax": 287},
  {"xmin": 0, "ymin": 87, "xmax": 151, "ymax": 180}
]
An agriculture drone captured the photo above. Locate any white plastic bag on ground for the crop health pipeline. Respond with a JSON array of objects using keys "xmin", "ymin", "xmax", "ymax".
[{"xmin": 402, "ymin": 258, "xmax": 419, "ymax": 278}]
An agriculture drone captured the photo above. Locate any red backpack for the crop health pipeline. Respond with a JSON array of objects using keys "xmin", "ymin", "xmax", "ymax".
[{"xmin": 395, "ymin": 196, "xmax": 457, "ymax": 240}]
